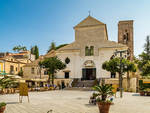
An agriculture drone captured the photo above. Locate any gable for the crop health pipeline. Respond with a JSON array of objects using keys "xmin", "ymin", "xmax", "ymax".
[{"xmin": 74, "ymin": 16, "xmax": 105, "ymax": 29}]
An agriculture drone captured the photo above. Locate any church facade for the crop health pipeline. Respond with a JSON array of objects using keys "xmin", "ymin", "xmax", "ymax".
[
  {"xmin": 55, "ymin": 16, "xmax": 128, "ymax": 80},
  {"xmin": 23, "ymin": 15, "xmax": 135, "ymax": 90}
]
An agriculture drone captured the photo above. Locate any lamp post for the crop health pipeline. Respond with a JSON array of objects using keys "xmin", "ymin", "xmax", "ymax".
[{"xmin": 113, "ymin": 49, "xmax": 130, "ymax": 98}]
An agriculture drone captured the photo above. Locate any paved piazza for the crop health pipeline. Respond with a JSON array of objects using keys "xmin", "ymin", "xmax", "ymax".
[{"xmin": 0, "ymin": 90, "xmax": 150, "ymax": 113}]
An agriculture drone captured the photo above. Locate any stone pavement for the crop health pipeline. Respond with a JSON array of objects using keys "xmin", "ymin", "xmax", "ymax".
[{"xmin": 0, "ymin": 90, "xmax": 150, "ymax": 113}]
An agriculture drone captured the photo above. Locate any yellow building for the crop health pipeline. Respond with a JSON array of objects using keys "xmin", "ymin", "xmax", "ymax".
[
  {"xmin": 0, "ymin": 51, "xmax": 35, "ymax": 76},
  {"xmin": 0, "ymin": 60, "xmax": 4, "ymax": 73},
  {"xmin": 0, "ymin": 56, "xmax": 26, "ymax": 75}
]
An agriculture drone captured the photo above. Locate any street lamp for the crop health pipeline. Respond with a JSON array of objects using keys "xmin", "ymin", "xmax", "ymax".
[{"xmin": 113, "ymin": 49, "xmax": 130, "ymax": 98}]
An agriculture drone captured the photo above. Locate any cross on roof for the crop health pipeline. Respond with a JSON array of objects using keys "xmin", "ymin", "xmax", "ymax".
[{"xmin": 88, "ymin": 11, "xmax": 91, "ymax": 16}]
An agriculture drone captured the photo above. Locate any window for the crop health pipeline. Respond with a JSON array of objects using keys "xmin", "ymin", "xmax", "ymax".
[
  {"xmin": 31, "ymin": 68, "xmax": 34, "ymax": 74},
  {"xmin": 85, "ymin": 46, "xmax": 94, "ymax": 56},
  {"xmin": 123, "ymin": 29, "xmax": 129, "ymax": 44},
  {"xmin": 85, "ymin": 46, "xmax": 89, "ymax": 56},
  {"xmin": 111, "ymin": 72, "xmax": 116, "ymax": 78},
  {"xmin": 10, "ymin": 65, "xmax": 14, "ymax": 74},
  {"xmin": 44, "ymin": 70, "xmax": 48, "ymax": 75},
  {"xmin": 16, "ymin": 67, "xmax": 17, "ymax": 71},
  {"xmin": 65, "ymin": 72, "xmax": 69, "ymax": 78},
  {"xmin": 90, "ymin": 46, "xmax": 94, "ymax": 55},
  {"xmin": 65, "ymin": 57, "xmax": 70, "ymax": 64}
]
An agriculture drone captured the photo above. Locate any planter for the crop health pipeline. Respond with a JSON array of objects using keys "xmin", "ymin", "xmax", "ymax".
[
  {"xmin": 97, "ymin": 102, "xmax": 111, "ymax": 113},
  {"xmin": 0, "ymin": 106, "xmax": 6, "ymax": 113},
  {"xmin": 140, "ymin": 91, "xmax": 145, "ymax": 96},
  {"xmin": 146, "ymin": 92, "xmax": 150, "ymax": 96}
]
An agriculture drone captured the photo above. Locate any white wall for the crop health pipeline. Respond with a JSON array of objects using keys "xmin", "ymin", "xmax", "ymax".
[{"xmin": 55, "ymin": 47, "xmax": 121, "ymax": 79}]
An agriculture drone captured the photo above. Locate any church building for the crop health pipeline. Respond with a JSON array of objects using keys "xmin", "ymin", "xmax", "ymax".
[
  {"xmin": 55, "ymin": 15, "xmax": 129, "ymax": 80},
  {"xmin": 23, "ymin": 15, "xmax": 135, "ymax": 90}
]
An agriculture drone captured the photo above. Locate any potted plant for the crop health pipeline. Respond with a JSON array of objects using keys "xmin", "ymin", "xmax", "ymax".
[
  {"xmin": 93, "ymin": 84, "xmax": 114, "ymax": 113},
  {"xmin": 139, "ymin": 86, "xmax": 145, "ymax": 96},
  {"xmin": 0, "ymin": 102, "xmax": 6, "ymax": 113},
  {"xmin": 0, "ymin": 76, "xmax": 17, "ymax": 94}
]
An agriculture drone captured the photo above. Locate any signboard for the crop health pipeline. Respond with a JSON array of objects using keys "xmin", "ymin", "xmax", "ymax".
[
  {"xmin": 19, "ymin": 83, "xmax": 28, "ymax": 96},
  {"xmin": 19, "ymin": 83, "xmax": 29, "ymax": 102}
]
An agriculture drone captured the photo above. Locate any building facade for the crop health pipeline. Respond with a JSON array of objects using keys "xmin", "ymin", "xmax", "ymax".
[
  {"xmin": 23, "ymin": 16, "xmax": 134, "ymax": 88},
  {"xmin": 0, "ymin": 51, "xmax": 35, "ymax": 76},
  {"xmin": 55, "ymin": 16, "xmax": 127, "ymax": 80}
]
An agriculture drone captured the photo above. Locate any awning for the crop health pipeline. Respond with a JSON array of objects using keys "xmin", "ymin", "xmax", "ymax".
[
  {"xmin": 25, "ymin": 78, "xmax": 47, "ymax": 82},
  {"xmin": 142, "ymin": 79, "xmax": 150, "ymax": 84}
]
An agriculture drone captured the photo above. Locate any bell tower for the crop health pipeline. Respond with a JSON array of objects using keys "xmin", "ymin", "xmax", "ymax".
[{"xmin": 118, "ymin": 20, "xmax": 134, "ymax": 60}]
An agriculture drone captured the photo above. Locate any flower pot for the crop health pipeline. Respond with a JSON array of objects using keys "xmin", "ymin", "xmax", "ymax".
[
  {"xmin": 140, "ymin": 91, "xmax": 145, "ymax": 96},
  {"xmin": 0, "ymin": 106, "xmax": 6, "ymax": 113},
  {"xmin": 97, "ymin": 102, "xmax": 111, "ymax": 113},
  {"xmin": 146, "ymin": 92, "xmax": 150, "ymax": 96}
]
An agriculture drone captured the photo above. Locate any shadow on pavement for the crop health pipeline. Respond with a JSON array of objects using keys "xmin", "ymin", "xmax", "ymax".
[
  {"xmin": 6, "ymin": 102, "xmax": 19, "ymax": 104},
  {"xmin": 84, "ymin": 104, "xmax": 96, "ymax": 107},
  {"xmin": 132, "ymin": 93, "xmax": 140, "ymax": 96}
]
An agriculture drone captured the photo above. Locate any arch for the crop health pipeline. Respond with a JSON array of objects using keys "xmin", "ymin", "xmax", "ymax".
[{"xmin": 83, "ymin": 60, "xmax": 95, "ymax": 68}]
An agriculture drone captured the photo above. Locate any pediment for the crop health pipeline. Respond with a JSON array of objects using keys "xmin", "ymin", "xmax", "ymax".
[{"xmin": 74, "ymin": 16, "xmax": 105, "ymax": 28}]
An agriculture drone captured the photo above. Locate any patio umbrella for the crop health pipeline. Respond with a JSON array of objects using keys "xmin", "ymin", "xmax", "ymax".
[
  {"xmin": 7, "ymin": 75, "xmax": 22, "ymax": 79},
  {"xmin": 0, "ymin": 71, "xmax": 8, "ymax": 76}
]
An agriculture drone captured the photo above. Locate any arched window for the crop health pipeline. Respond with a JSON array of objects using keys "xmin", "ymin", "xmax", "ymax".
[
  {"xmin": 85, "ymin": 46, "xmax": 89, "ymax": 56},
  {"xmin": 85, "ymin": 46, "xmax": 94, "ymax": 56},
  {"xmin": 90, "ymin": 46, "xmax": 94, "ymax": 55},
  {"xmin": 123, "ymin": 29, "xmax": 129, "ymax": 44}
]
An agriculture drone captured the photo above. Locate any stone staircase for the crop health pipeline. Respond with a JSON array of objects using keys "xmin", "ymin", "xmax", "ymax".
[
  {"xmin": 65, "ymin": 79, "xmax": 99, "ymax": 91},
  {"xmin": 73, "ymin": 80, "xmax": 95, "ymax": 87}
]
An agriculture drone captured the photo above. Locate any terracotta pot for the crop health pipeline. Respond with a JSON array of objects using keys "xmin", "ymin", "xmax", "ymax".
[
  {"xmin": 97, "ymin": 102, "xmax": 111, "ymax": 113},
  {"xmin": 0, "ymin": 106, "xmax": 6, "ymax": 113},
  {"xmin": 140, "ymin": 91, "xmax": 145, "ymax": 96}
]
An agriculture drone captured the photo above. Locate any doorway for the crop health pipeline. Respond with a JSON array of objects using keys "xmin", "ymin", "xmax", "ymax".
[{"xmin": 82, "ymin": 68, "xmax": 96, "ymax": 80}]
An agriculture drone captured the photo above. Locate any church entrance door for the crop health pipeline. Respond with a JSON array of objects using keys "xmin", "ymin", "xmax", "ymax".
[{"xmin": 82, "ymin": 68, "xmax": 96, "ymax": 80}]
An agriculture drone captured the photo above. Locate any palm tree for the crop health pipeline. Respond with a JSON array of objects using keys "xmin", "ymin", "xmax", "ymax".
[
  {"xmin": 0, "ymin": 76, "xmax": 16, "ymax": 92},
  {"xmin": 93, "ymin": 84, "xmax": 114, "ymax": 113},
  {"xmin": 12, "ymin": 45, "xmax": 27, "ymax": 52},
  {"xmin": 93, "ymin": 84, "xmax": 114, "ymax": 101}
]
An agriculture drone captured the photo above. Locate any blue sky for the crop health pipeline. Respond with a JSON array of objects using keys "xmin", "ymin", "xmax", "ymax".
[{"xmin": 0, "ymin": 0, "xmax": 150, "ymax": 56}]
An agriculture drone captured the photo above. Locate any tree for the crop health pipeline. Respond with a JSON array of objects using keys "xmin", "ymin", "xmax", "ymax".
[
  {"xmin": 55, "ymin": 44, "xmax": 68, "ymax": 50},
  {"xmin": 138, "ymin": 36, "xmax": 150, "ymax": 76},
  {"xmin": 13, "ymin": 45, "xmax": 27, "ymax": 52},
  {"xmin": 31, "ymin": 45, "xmax": 39, "ymax": 59},
  {"xmin": 18, "ymin": 69, "xmax": 23, "ymax": 77},
  {"xmin": 102, "ymin": 58, "xmax": 136, "ymax": 97},
  {"xmin": 144, "ymin": 36, "xmax": 150, "ymax": 55},
  {"xmin": 39, "ymin": 56, "xmax": 66, "ymax": 85},
  {"xmin": 47, "ymin": 42, "xmax": 56, "ymax": 53},
  {"xmin": 93, "ymin": 84, "xmax": 114, "ymax": 101},
  {"xmin": 102, "ymin": 58, "xmax": 136, "ymax": 75},
  {"xmin": 0, "ymin": 76, "xmax": 17, "ymax": 90},
  {"xmin": 47, "ymin": 42, "xmax": 68, "ymax": 53}
]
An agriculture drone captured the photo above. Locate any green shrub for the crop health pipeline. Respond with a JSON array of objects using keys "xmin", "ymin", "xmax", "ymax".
[{"xmin": 0, "ymin": 102, "xmax": 6, "ymax": 108}]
